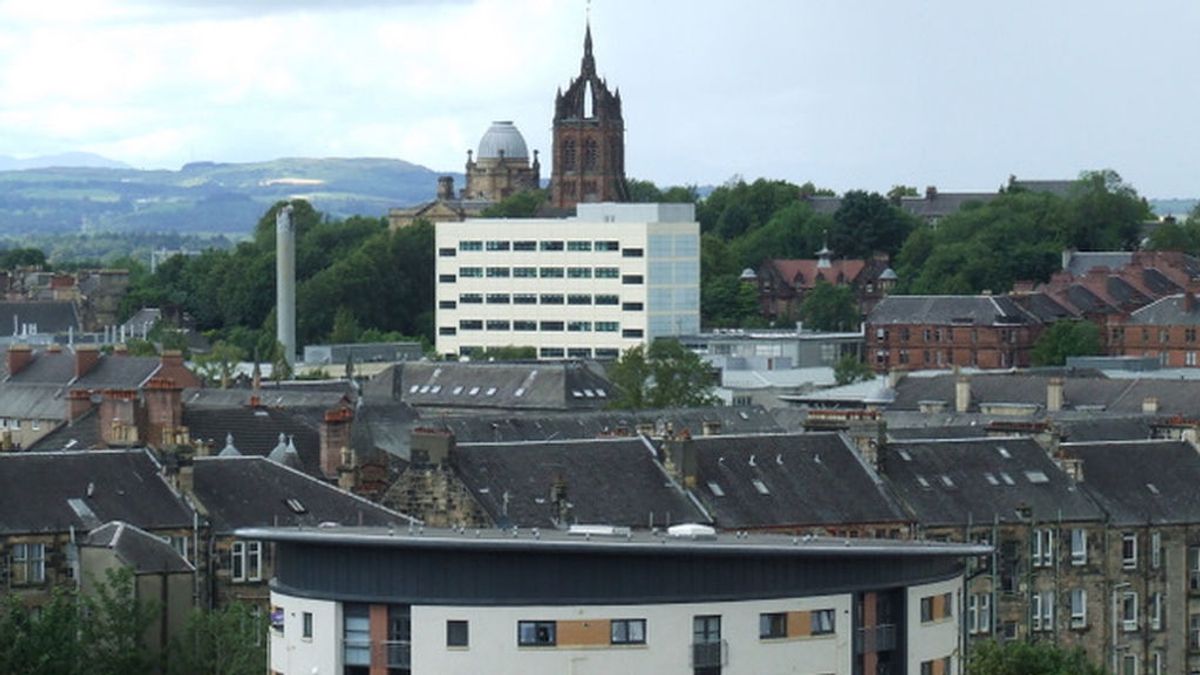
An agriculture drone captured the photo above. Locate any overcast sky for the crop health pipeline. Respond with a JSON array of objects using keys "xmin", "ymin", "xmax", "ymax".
[{"xmin": 0, "ymin": 0, "xmax": 1197, "ymax": 197}]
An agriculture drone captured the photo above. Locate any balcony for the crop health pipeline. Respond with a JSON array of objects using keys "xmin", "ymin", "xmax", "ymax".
[
  {"xmin": 855, "ymin": 624, "xmax": 897, "ymax": 654},
  {"xmin": 691, "ymin": 640, "xmax": 727, "ymax": 668},
  {"xmin": 385, "ymin": 640, "xmax": 411, "ymax": 669}
]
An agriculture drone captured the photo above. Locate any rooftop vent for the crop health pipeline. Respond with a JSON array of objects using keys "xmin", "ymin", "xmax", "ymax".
[
  {"xmin": 568, "ymin": 524, "xmax": 631, "ymax": 538},
  {"xmin": 666, "ymin": 523, "xmax": 716, "ymax": 539}
]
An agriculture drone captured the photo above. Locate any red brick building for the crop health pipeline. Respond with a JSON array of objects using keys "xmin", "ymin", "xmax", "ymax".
[
  {"xmin": 1107, "ymin": 293, "xmax": 1200, "ymax": 367},
  {"xmin": 755, "ymin": 247, "xmax": 896, "ymax": 322},
  {"xmin": 866, "ymin": 295, "xmax": 1042, "ymax": 372}
]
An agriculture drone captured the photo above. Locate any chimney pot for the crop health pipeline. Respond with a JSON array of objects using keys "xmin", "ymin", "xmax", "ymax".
[{"xmin": 6, "ymin": 344, "xmax": 33, "ymax": 377}]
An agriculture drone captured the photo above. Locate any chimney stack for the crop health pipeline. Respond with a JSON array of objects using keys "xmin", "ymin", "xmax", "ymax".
[
  {"xmin": 1186, "ymin": 292, "xmax": 1196, "ymax": 313},
  {"xmin": 319, "ymin": 406, "xmax": 353, "ymax": 479},
  {"xmin": 66, "ymin": 389, "xmax": 94, "ymax": 422},
  {"xmin": 98, "ymin": 389, "xmax": 139, "ymax": 446},
  {"xmin": 662, "ymin": 432, "xmax": 698, "ymax": 488},
  {"xmin": 6, "ymin": 344, "xmax": 32, "ymax": 377},
  {"xmin": 1046, "ymin": 377, "xmax": 1064, "ymax": 412},
  {"xmin": 437, "ymin": 176, "xmax": 455, "ymax": 201},
  {"xmin": 275, "ymin": 204, "xmax": 297, "ymax": 368},
  {"xmin": 955, "ymin": 376, "xmax": 971, "ymax": 413},
  {"xmin": 74, "ymin": 344, "xmax": 100, "ymax": 380},
  {"xmin": 143, "ymin": 377, "xmax": 183, "ymax": 448},
  {"xmin": 410, "ymin": 427, "xmax": 455, "ymax": 466}
]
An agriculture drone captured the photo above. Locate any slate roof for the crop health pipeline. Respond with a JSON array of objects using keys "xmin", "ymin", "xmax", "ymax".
[
  {"xmin": 1060, "ymin": 440, "xmax": 1200, "ymax": 525},
  {"xmin": 1010, "ymin": 293, "xmax": 1077, "ymax": 322},
  {"xmin": 867, "ymin": 295, "xmax": 1035, "ymax": 326},
  {"xmin": 764, "ymin": 259, "xmax": 869, "ymax": 289},
  {"xmin": 1063, "ymin": 252, "xmax": 1133, "ymax": 276},
  {"xmin": 1127, "ymin": 294, "xmax": 1200, "ymax": 326},
  {"xmin": 183, "ymin": 407, "xmax": 322, "ymax": 476},
  {"xmin": 85, "ymin": 521, "xmax": 194, "ymax": 573},
  {"xmin": 686, "ymin": 433, "xmax": 909, "ymax": 529},
  {"xmin": 1054, "ymin": 417, "xmax": 1152, "ymax": 443},
  {"xmin": 182, "ymin": 386, "xmax": 353, "ymax": 410},
  {"xmin": 0, "ymin": 449, "xmax": 193, "ymax": 535},
  {"xmin": 880, "ymin": 437, "xmax": 1104, "ymax": 527},
  {"xmin": 0, "ymin": 383, "xmax": 66, "ymax": 421},
  {"xmin": 192, "ymin": 456, "xmax": 412, "ymax": 534},
  {"xmin": 6, "ymin": 351, "xmax": 161, "ymax": 388},
  {"xmin": 375, "ymin": 361, "xmax": 614, "ymax": 411},
  {"xmin": 0, "ymin": 301, "xmax": 79, "ymax": 335},
  {"xmin": 450, "ymin": 437, "xmax": 705, "ymax": 529},
  {"xmin": 28, "ymin": 407, "xmax": 103, "ymax": 450},
  {"xmin": 886, "ymin": 425, "xmax": 989, "ymax": 441}
]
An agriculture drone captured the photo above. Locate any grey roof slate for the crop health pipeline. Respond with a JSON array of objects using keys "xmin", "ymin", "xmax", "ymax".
[
  {"xmin": 376, "ymin": 361, "xmax": 614, "ymax": 411},
  {"xmin": 1054, "ymin": 417, "xmax": 1153, "ymax": 443},
  {"xmin": 450, "ymin": 437, "xmax": 705, "ymax": 529},
  {"xmin": 1060, "ymin": 440, "xmax": 1200, "ymax": 525},
  {"xmin": 182, "ymin": 386, "xmax": 353, "ymax": 410},
  {"xmin": 6, "ymin": 351, "xmax": 161, "ymax": 388},
  {"xmin": 183, "ymin": 407, "xmax": 323, "ymax": 476},
  {"xmin": 85, "ymin": 521, "xmax": 194, "ymax": 573},
  {"xmin": 1063, "ymin": 251, "xmax": 1132, "ymax": 275},
  {"xmin": 0, "ymin": 449, "xmax": 193, "ymax": 535},
  {"xmin": 28, "ymin": 407, "xmax": 103, "ymax": 450},
  {"xmin": 192, "ymin": 456, "xmax": 411, "ymax": 533},
  {"xmin": 1127, "ymin": 294, "xmax": 1200, "ymax": 326},
  {"xmin": 881, "ymin": 437, "xmax": 1104, "ymax": 527},
  {"xmin": 868, "ymin": 295, "xmax": 1035, "ymax": 326},
  {"xmin": 0, "ymin": 301, "xmax": 79, "ymax": 335},
  {"xmin": 686, "ymin": 433, "xmax": 910, "ymax": 529},
  {"xmin": 0, "ymin": 383, "xmax": 66, "ymax": 421},
  {"xmin": 1010, "ymin": 293, "xmax": 1077, "ymax": 322}
]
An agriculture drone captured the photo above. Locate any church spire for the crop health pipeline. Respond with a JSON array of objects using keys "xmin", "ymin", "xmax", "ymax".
[{"xmin": 581, "ymin": 20, "xmax": 595, "ymax": 76}]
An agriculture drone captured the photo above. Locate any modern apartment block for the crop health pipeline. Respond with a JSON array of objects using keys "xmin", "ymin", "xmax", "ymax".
[
  {"xmin": 254, "ymin": 525, "xmax": 986, "ymax": 675},
  {"xmin": 434, "ymin": 203, "xmax": 700, "ymax": 360}
]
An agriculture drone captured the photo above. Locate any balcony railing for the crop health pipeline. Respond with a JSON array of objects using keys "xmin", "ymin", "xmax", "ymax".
[
  {"xmin": 855, "ymin": 624, "xmax": 897, "ymax": 654},
  {"xmin": 385, "ymin": 640, "xmax": 411, "ymax": 669},
  {"xmin": 691, "ymin": 640, "xmax": 727, "ymax": 668}
]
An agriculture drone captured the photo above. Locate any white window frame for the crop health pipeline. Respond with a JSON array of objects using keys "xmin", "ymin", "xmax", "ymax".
[
  {"xmin": 1032, "ymin": 591, "xmax": 1054, "ymax": 632},
  {"xmin": 246, "ymin": 541, "xmax": 262, "ymax": 582},
  {"xmin": 1152, "ymin": 651, "xmax": 1164, "ymax": 675},
  {"xmin": 1151, "ymin": 592, "xmax": 1163, "ymax": 631},
  {"xmin": 1151, "ymin": 531, "xmax": 1162, "ymax": 570},
  {"xmin": 1070, "ymin": 528, "xmax": 1087, "ymax": 565},
  {"xmin": 1123, "ymin": 533, "xmax": 1138, "ymax": 569},
  {"xmin": 1123, "ymin": 653, "xmax": 1138, "ymax": 675},
  {"xmin": 1123, "ymin": 591, "xmax": 1139, "ymax": 632},
  {"xmin": 1070, "ymin": 588, "xmax": 1087, "ymax": 628},
  {"xmin": 9, "ymin": 542, "xmax": 46, "ymax": 585},
  {"xmin": 968, "ymin": 593, "xmax": 991, "ymax": 635},
  {"xmin": 1191, "ymin": 547, "xmax": 1200, "ymax": 591},
  {"xmin": 1032, "ymin": 528, "xmax": 1055, "ymax": 568}
]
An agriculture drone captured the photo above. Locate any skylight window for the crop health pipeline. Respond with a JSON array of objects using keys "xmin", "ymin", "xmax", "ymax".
[
  {"xmin": 452, "ymin": 386, "xmax": 463, "ymax": 395},
  {"xmin": 751, "ymin": 479, "xmax": 770, "ymax": 495},
  {"xmin": 1025, "ymin": 470, "xmax": 1049, "ymax": 484},
  {"xmin": 285, "ymin": 498, "xmax": 307, "ymax": 514},
  {"xmin": 984, "ymin": 472, "xmax": 999, "ymax": 486},
  {"xmin": 469, "ymin": 387, "xmax": 480, "ymax": 396},
  {"xmin": 940, "ymin": 475, "xmax": 956, "ymax": 488},
  {"xmin": 999, "ymin": 472, "xmax": 1016, "ymax": 486},
  {"xmin": 1146, "ymin": 483, "xmax": 1160, "ymax": 495},
  {"xmin": 514, "ymin": 387, "xmax": 525, "ymax": 397},
  {"xmin": 419, "ymin": 385, "xmax": 430, "ymax": 394},
  {"xmin": 707, "ymin": 481, "xmax": 725, "ymax": 497},
  {"xmin": 916, "ymin": 475, "xmax": 931, "ymax": 489},
  {"xmin": 996, "ymin": 446, "xmax": 1012, "ymax": 459},
  {"xmin": 485, "ymin": 387, "xmax": 497, "ymax": 396},
  {"xmin": 583, "ymin": 389, "xmax": 595, "ymax": 398},
  {"xmin": 596, "ymin": 389, "xmax": 607, "ymax": 398},
  {"xmin": 430, "ymin": 385, "xmax": 441, "ymax": 394},
  {"xmin": 409, "ymin": 385, "xmax": 419, "ymax": 393},
  {"xmin": 898, "ymin": 450, "xmax": 912, "ymax": 462},
  {"xmin": 571, "ymin": 390, "xmax": 583, "ymax": 398}
]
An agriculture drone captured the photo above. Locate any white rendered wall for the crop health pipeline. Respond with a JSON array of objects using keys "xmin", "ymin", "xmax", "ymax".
[
  {"xmin": 269, "ymin": 592, "xmax": 341, "ymax": 675},
  {"xmin": 907, "ymin": 577, "xmax": 962, "ymax": 674}
]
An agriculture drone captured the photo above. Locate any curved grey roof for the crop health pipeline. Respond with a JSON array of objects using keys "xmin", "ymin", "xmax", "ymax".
[
  {"xmin": 477, "ymin": 121, "xmax": 529, "ymax": 159},
  {"xmin": 879, "ymin": 268, "xmax": 898, "ymax": 281}
]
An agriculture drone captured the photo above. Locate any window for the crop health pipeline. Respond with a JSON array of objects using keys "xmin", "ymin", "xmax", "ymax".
[
  {"xmin": 1152, "ymin": 531, "xmax": 1162, "ymax": 569},
  {"xmin": 1123, "ymin": 533, "xmax": 1138, "ymax": 569},
  {"xmin": 540, "ymin": 241, "xmax": 564, "ymax": 252},
  {"xmin": 486, "ymin": 293, "xmax": 510, "ymax": 304},
  {"xmin": 302, "ymin": 612, "xmax": 313, "ymax": 639},
  {"xmin": 611, "ymin": 618, "xmax": 646, "ymax": 644},
  {"xmin": 486, "ymin": 267, "xmax": 509, "ymax": 278},
  {"xmin": 595, "ymin": 348, "xmax": 619, "ymax": 359},
  {"xmin": 514, "ymin": 293, "xmax": 537, "ymax": 305},
  {"xmin": 567, "ymin": 348, "xmax": 592, "ymax": 358},
  {"xmin": 567, "ymin": 240, "xmax": 592, "ymax": 252},
  {"xmin": 1191, "ymin": 547, "xmax": 1200, "ymax": 591},
  {"xmin": 540, "ymin": 267, "xmax": 565, "ymax": 278},
  {"xmin": 540, "ymin": 321, "xmax": 564, "ymax": 331},
  {"xmin": 1123, "ymin": 591, "xmax": 1139, "ymax": 631},
  {"xmin": 485, "ymin": 320, "xmax": 510, "ymax": 331},
  {"xmin": 459, "ymin": 267, "xmax": 483, "ymax": 278},
  {"xmin": 459, "ymin": 320, "xmax": 482, "ymax": 330},
  {"xmin": 595, "ymin": 294, "xmax": 619, "ymax": 305},
  {"xmin": 567, "ymin": 267, "xmax": 592, "ymax": 278},
  {"xmin": 595, "ymin": 267, "xmax": 619, "ymax": 278},
  {"xmin": 512, "ymin": 240, "xmax": 536, "ymax": 251},
  {"xmin": 1070, "ymin": 588, "xmax": 1087, "ymax": 628},
  {"xmin": 438, "ymin": 247, "xmax": 456, "ymax": 257},
  {"xmin": 447, "ymin": 620, "xmax": 469, "ymax": 647},
  {"xmin": 622, "ymin": 329, "xmax": 644, "ymax": 339},
  {"xmin": 438, "ymin": 274, "xmax": 456, "ymax": 283},
  {"xmin": 246, "ymin": 541, "xmax": 262, "ymax": 581},
  {"xmin": 438, "ymin": 326, "xmax": 456, "ymax": 336},
  {"xmin": 759, "ymin": 612, "xmax": 787, "ymax": 639},
  {"xmin": 486, "ymin": 240, "xmax": 510, "ymax": 251},
  {"xmin": 567, "ymin": 321, "xmax": 591, "ymax": 332},
  {"xmin": 9, "ymin": 543, "xmax": 45, "ymax": 585},
  {"xmin": 540, "ymin": 294, "xmax": 564, "ymax": 305},
  {"xmin": 1071, "ymin": 528, "xmax": 1087, "ymax": 565},
  {"xmin": 622, "ymin": 274, "xmax": 644, "ymax": 285},
  {"xmin": 513, "ymin": 320, "xmax": 536, "ymax": 331},
  {"xmin": 1123, "ymin": 654, "xmax": 1138, "ymax": 675},
  {"xmin": 568, "ymin": 294, "xmax": 592, "ymax": 305},
  {"xmin": 921, "ymin": 594, "xmax": 950, "ymax": 622},
  {"xmin": 595, "ymin": 240, "xmax": 619, "ymax": 251},
  {"xmin": 1032, "ymin": 591, "xmax": 1054, "ymax": 632},
  {"xmin": 518, "ymin": 621, "xmax": 556, "ymax": 647},
  {"xmin": 1032, "ymin": 528, "xmax": 1055, "ymax": 567},
  {"xmin": 513, "ymin": 266, "xmax": 537, "ymax": 278},
  {"xmin": 969, "ymin": 593, "xmax": 992, "ymax": 634},
  {"xmin": 344, "ymin": 604, "xmax": 370, "ymax": 666},
  {"xmin": 1192, "ymin": 613, "xmax": 1200, "ymax": 650},
  {"xmin": 458, "ymin": 240, "xmax": 482, "ymax": 251},
  {"xmin": 596, "ymin": 321, "xmax": 619, "ymax": 332},
  {"xmin": 539, "ymin": 347, "xmax": 564, "ymax": 358},
  {"xmin": 812, "ymin": 609, "xmax": 835, "ymax": 635},
  {"xmin": 170, "ymin": 535, "xmax": 190, "ymax": 563},
  {"xmin": 1151, "ymin": 592, "xmax": 1163, "ymax": 631},
  {"xmin": 231, "ymin": 541, "xmax": 245, "ymax": 581},
  {"xmin": 622, "ymin": 301, "xmax": 644, "ymax": 311},
  {"xmin": 459, "ymin": 293, "xmax": 482, "ymax": 304},
  {"xmin": 438, "ymin": 300, "xmax": 457, "ymax": 310},
  {"xmin": 1152, "ymin": 651, "xmax": 1164, "ymax": 675}
]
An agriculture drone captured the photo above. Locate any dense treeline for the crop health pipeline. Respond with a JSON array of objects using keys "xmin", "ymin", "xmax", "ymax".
[{"xmin": 121, "ymin": 200, "xmax": 434, "ymax": 356}]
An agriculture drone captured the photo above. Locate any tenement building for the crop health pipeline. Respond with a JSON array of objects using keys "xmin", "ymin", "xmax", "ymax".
[
  {"xmin": 255, "ymin": 525, "xmax": 987, "ymax": 675},
  {"xmin": 434, "ymin": 203, "xmax": 700, "ymax": 360}
]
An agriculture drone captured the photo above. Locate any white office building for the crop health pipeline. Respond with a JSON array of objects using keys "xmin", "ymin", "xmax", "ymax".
[{"xmin": 435, "ymin": 203, "xmax": 700, "ymax": 359}]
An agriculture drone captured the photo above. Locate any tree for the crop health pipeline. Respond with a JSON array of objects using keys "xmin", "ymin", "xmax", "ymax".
[
  {"xmin": 1056, "ymin": 169, "xmax": 1151, "ymax": 251},
  {"xmin": 967, "ymin": 640, "xmax": 1107, "ymax": 675},
  {"xmin": 193, "ymin": 340, "xmax": 246, "ymax": 388},
  {"xmin": 479, "ymin": 189, "xmax": 547, "ymax": 218},
  {"xmin": 608, "ymin": 339, "xmax": 717, "ymax": 410},
  {"xmin": 329, "ymin": 306, "xmax": 361, "ymax": 344},
  {"xmin": 167, "ymin": 603, "xmax": 267, "ymax": 675},
  {"xmin": 800, "ymin": 280, "xmax": 859, "ymax": 332},
  {"xmin": 828, "ymin": 190, "xmax": 918, "ymax": 259},
  {"xmin": 1031, "ymin": 320, "xmax": 1102, "ymax": 366},
  {"xmin": 701, "ymin": 276, "xmax": 760, "ymax": 328},
  {"xmin": 833, "ymin": 355, "xmax": 874, "ymax": 385},
  {"xmin": 80, "ymin": 567, "xmax": 159, "ymax": 675}
]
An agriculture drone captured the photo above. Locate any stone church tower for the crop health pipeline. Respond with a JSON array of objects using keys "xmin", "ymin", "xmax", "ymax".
[{"xmin": 550, "ymin": 23, "xmax": 630, "ymax": 210}]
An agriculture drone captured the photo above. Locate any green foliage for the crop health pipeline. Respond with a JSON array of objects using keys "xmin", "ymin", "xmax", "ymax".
[
  {"xmin": 330, "ymin": 306, "xmax": 361, "ymax": 344},
  {"xmin": 626, "ymin": 179, "xmax": 698, "ymax": 204},
  {"xmin": 834, "ymin": 355, "xmax": 874, "ymax": 385},
  {"xmin": 192, "ymin": 340, "xmax": 247, "ymax": 388},
  {"xmin": 698, "ymin": 178, "xmax": 805, "ymax": 239},
  {"xmin": 0, "ymin": 247, "xmax": 48, "ymax": 268},
  {"xmin": 124, "ymin": 338, "xmax": 159, "ymax": 356},
  {"xmin": 608, "ymin": 339, "xmax": 717, "ymax": 410},
  {"xmin": 1031, "ymin": 320, "xmax": 1103, "ymax": 366},
  {"xmin": 701, "ymin": 276, "xmax": 761, "ymax": 328},
  {"xmin": 829, "ymin": 190, "xmax": 919, "ymax": 260},
  {"xmin": 167, "ymin": 603, "xmax": 266, "ymax": 675},
  {"xmin": 1055, "ymin": 170, "xmax": 1151, "ymax": 251},
  {"xmin": 475, "ymin": 345, "xmax": 538, "ymax": 360},
  {"xmin": 479, "ymin": 189, "xmax": 547, "ymax": 218},
  {"xmin": 966, "ymin": 639, "xmax": 1108, "ymax": 675},
  {"xmin": 800, "ymin": 280, "xmax": 860, "ymax": 332}
]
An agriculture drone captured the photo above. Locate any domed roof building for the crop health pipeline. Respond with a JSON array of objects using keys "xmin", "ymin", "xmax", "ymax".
[{"xmin": 463, "ymin": 121, "xmax": 540, "ymax": 201}]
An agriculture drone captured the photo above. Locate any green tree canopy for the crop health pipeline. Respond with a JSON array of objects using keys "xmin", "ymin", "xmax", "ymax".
[
  {"xmin": 833, "ymin": 355, "xmax": 874, "ymax": 385},
  {"xmin": 800, "ymin": 280, "xmax": 859, "ymax": 332},
  {"xmin": 479, "ymin": 189, "xmax": 547, "ymax": 218},
  {"xmin": 828, "ymin": 190, "xmax": 919, "ymax": 260},
  {"xmin": 608, "ymin": 339, "xmax": 718, "ymax": 410},
  {"xmin": 967, "ymin": 639, "xmax": 1108, "ymax": 675},
  {"xmin": 1031, "ymin": 319, "xmax": 1103, "ymax": 367}
]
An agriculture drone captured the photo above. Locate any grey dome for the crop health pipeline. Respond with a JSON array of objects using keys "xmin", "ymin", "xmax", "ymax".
[
  {"xmin": 879, "ymin": 268, "xmax": 898, "ymax": 281},
  {"xmin": 477, "ymin": 121, "xmax": 529, "ymax": 160}
]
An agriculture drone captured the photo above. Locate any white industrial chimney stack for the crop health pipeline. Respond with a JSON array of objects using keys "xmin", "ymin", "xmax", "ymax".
[{"xmin": 275, "ymin": 204, "xmax": 296, "ymax": 367}]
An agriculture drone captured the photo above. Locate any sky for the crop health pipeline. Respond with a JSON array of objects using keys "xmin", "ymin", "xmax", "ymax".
[{"xmin": 0, "ymin": 0, "xmax": 1198, "ymax": 197}]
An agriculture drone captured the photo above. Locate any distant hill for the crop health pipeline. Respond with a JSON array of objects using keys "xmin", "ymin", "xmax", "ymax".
[
  {"xmin": 0, "ymin": 157, "xmax": 454, "ymax": 236},
  {"xmin": 1150, "ymin": 198, "xmax": 1197, "ymax": 219},
  {"xmin": 0, "ymin": 152, "xmax": 130, "ymax": 171}
]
